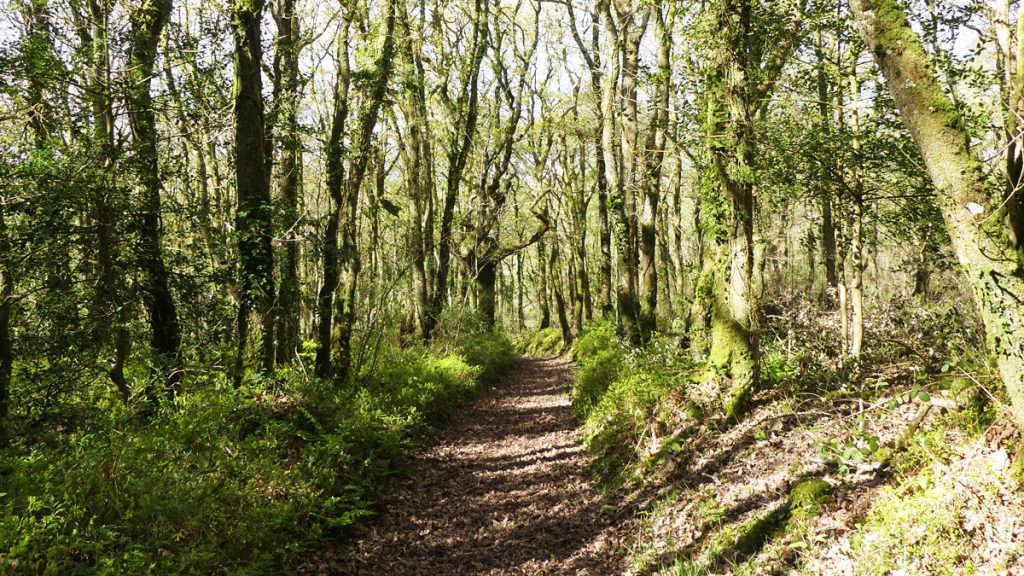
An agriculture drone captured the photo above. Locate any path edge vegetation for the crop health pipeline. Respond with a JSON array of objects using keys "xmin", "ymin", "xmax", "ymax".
[{"xmin": 0, "ymin": 318, "xmax": 517, "ymax": 573}]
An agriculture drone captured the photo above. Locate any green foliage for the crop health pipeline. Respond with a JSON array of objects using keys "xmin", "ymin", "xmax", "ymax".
[
  {"xmin": 582, "ymin": 371, "xmax": 676, "ymax": 486},
  {"xmin": 846, "ymin": 471, "xmax": 974, "ymax": 575},
  {"xmin": 570, "ymin": 320, "xmax": 623, "ymax": 419},
  {"xmin": 429, "ymin": 308, "xmax": 517, "ymax": 385},
  {"xmin": 0, "ymin": 331, "xmax": 515, "ymax": 574},
  {"xmin": 570, "ymin": 321, "xmax": 702, "ymax": 488},
  {"xmin": 520, "ymin": 328, "xmax": 564, "ymax": 356}
]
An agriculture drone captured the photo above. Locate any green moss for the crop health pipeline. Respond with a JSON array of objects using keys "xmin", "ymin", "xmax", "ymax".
[
  {"xmin": 703, "ymin": 504, "xmax": 790, "ymax": 568},
  {"xmin": 788, "ymin": 478, "xmax": 832, "ymax": 525},
  {"xmin": 522, "ymin": 328, "xmax": 564, "ymax": 356}
]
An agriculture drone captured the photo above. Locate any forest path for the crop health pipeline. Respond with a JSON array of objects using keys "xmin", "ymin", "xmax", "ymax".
[{"xmin": 322, "ymin": 356, "xmax": 629, "ymax": 575}]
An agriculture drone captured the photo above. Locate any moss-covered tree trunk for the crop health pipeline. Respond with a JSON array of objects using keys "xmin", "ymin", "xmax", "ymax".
[
  {"xmin": 273, "ymin": 0, "xmax": 303, "ymax": 365},
  {"xmin": 701, "ymin": 0, "xmax": 760, "ymax": 419},
  {"xmin": 601, "ymin": 0, "xmax": 645, "ymax": 345},
  {"xmin": 315, "ymin": 17, "xmax": 351, "ymax": 379},
  {"xmin": 231, "ymin": 0, "xmax": 276, "ymax": 385},
  {"xmin": 638, "ymin": 5, "xmax": 671, "ymax": 341},
  {"xmin": 852, "ymin": 0, "xmax": 1024, "ymax": 430},
  {"xmin": 397, "ymin": 0, "xmax": 431, "ymax": 338},
  {"xmin": 127, "ymin": 0, "xmax": 181, "ymax": 402},
  {"xmin": 334, "ymin": 0, "xmax": 396, "ymax": 382}
]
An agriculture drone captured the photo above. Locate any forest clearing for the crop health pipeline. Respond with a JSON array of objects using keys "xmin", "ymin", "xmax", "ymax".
[{"xmin": 2, "ymin": 0, "xmax": 1024, "ymax": 573}]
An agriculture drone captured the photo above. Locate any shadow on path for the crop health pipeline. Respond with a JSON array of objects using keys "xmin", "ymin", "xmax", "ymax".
[{"xmin": 323, "ymin": 357, "xmax": 627, "ymax": 576}]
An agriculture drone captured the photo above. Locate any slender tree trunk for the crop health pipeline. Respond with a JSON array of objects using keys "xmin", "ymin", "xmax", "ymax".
[
  {"xmin": 430, "ymin": 0, "xmax": 487, "ymax": 336},
  {"xmin": 567, "ymin": 3, "xmax": 613, "ymax": 317},
  {"xmin": 517, "ymin": 251, "xmax": 525, "ymax": 331},
  {"xmin": 639, "ymin": 6, "xmax": 670, "ymax": 340},
  {"xmin": 537, "ymin": 240, "xmax": 550, "ymax": 329},
  {"xmin": 551, "ymin": 243, "xmax": 573, "ymax": 346},
  {"xmin": 334, "ymin": 0, "xmax": 396, "ymax": 382},
  {"xmin": 601, "ymin": 2, "xmax": 641, "ymax": 344},
  {"xmin": 315, "ymin": 18, "xmax": 351, "ymax": 378},
  {"xmin": 86, "ymin": 0, "xmax": 132, "ymax": 401},
  {"xmin": 231, "ymin": 0, "xmax": 276, "ymax": 385},
  {"xmin": 816, "ymin": 39, "xmax": 838, "ymax": 298},
  {"xmin": 0, "ymin": 200, "xmax": 11, "ymax": 443},
  {"xmin": 128, "ymin": 0, "xmax": 181, "ymax": 402},
  {"xmin": 274, "ymin": 0, "xmax": 303, "ymax": 365},
  {"xmin": 398, "ymin": 0, "xmax": 430, "ymax": 338},
  {"xmin": 848, "ymin": 51, "xmax": 865, "ymax": 359}
]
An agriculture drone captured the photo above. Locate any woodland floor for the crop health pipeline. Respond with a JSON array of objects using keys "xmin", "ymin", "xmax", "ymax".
[{"xmin": 315, "ymin": 357, "xmax": 630, "ymax": 575}]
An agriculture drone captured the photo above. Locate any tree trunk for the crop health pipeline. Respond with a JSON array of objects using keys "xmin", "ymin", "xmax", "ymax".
[
  {"xmin": 537, "ymin": 240, "xmax": 550, "ymax": 329},
  {"xmin": 852, "ymin": 0, "xmax": 1024, "ymax": 430},
  {"xmin": 639, "ymin": 5, "xmax": 670, "ymax": 341},
  {"xmin": 128, "ymin": 0, "xmax": 181, "ymax": 402},
  {"xmin": 334, "ymin": 0, "xmax": 396, "ymax": 382},
  {"xmin": 430, "ymin": 0, "xmax": 488, "ymax": 336},
  {"xmin": 274, "ymin": 0, "xmax": 303, "ymax": 365},
  {"xmin": 702, "ymin": 0, "xmax": 761, "ymax": 418},
  {"xmin": 398, "ymin": 0, "xmax": 430, "ymax": 338},
  {"xmin": 551, "ymin": 243, "xmax": 573, "ymax": 346},
  {"xmin": 848, "ymin": 52, "xmax": 865, "ymax": 359},
  {"xmin": 476, "ymin": 259, "xmax": 498, "ymax": 328},
  {"xmin": 87, "ymin": 0, "xmax": 132, "ymax": 401},
  {"xmin": 315, "ymin": 18, "xmax": 351, "ymax": 378},
  {"xmin": 816, "ymin": 39, "xmax": 838, "ymax": 298},
  {"xmin": 231, "ymin": 0, "xmax": 276, "ymax": 385},
  {"xmin": 0, "ymin": 199, "xmax": 11, "ymax": 443},
  {"xmin": 601, "ymin": 2, "xmax": 641, "ymax": 345}
]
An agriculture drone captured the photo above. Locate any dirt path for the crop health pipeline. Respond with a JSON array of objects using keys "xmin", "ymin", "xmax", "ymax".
[{"xmin": 323, "ymin": 357, "xmax": 628, "ymax": 575}]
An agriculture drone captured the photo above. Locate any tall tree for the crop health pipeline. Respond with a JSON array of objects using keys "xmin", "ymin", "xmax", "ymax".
[
  {"xmin": 333, "ymin": 0, "xmax": 397, "ymax": 381},
  {"xmin": 638, "ymin": 5, "xmax": 672, "ymax": 340},
  {"xmin": 231, "ymin": 0, "xmax": 276, "ymax": 384},
  {"xmin": 315, "ymin": 13, "xmax": 352, "ymax": 378},
  {"xmin": 699, "ymin": 0, "xmax": 805, "ymax": 417},
  {"xmin": 566, "ymin": 1, "xmax": 614, "ymax": 316},
  {"xmin": 78, "ymin": 0, "xmax": 133, "ymax": 400},
  {"xmin": 601, "ymin": 0, "xmax": 647, "ymax": 345},
  {"xmin": 463, "ymin": 1, "xmax": 547, "ymax": 328},
  {"xmin": 127, "ymin": 0, "xmax": 182, "ymax": 401},
  {"xmin": 396, "ymin": 0, "xmax": 433, "ymax": 338},
  {"xmin": 430, "ymin": 0, "xmax": 489, "ymax": 336},
  {"xmin": 273, "ymin": 0, "xmax": 304, "ymax": 365}
]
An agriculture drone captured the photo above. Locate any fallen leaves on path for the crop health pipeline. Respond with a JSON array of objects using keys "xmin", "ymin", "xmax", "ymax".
[{"xmin": 319, "ymin": 357, "xmax": 628, "ymax": 575}]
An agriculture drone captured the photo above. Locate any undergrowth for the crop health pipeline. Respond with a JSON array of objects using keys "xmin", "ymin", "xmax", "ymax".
[
  {"xmin": 519, "ymin": 327, "xmax": 565, "ymax": 356},
  {"xmin": 571, "ymin": 292, "xmax": 1019, "ymax": 574},
  {"xmin": 0, "ymin": 319, "xmax": 517, "ymax": 574},
  {"xmin": 571, "ymin": 319, "xmax": 698, "ymax": 489}
]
